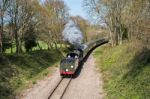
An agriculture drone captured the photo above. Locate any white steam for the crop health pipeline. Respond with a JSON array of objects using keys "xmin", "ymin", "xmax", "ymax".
[{"xmin": 62, "ymin": 20, "xmax": 83, "ymax": 48}]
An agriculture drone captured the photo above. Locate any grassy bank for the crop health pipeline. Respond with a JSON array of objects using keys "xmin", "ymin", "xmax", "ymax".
[
  {"xmin": 0, "ymin": 50, "xmax": 64, "ymax": 99},
  {"xmin": 94, "ymin": 42, "xmax": 150, "ymax": 99}
]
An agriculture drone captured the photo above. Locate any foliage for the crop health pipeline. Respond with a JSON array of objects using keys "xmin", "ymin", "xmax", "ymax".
[
  {"xmin": 24, "ymin": 39, "xmax": 37, "ymax": 52},
  {"xmin": 2, "ymin": 32, "xmax": 12, "ymax": 52},
  {"xmin": 0, "ymin": 0, "xmax": 69, "ymax": 53},
  {"xmin": 83, "ymin": 0, "xmax": 150, "ymax": 46},
  {"xmin": 0, "ymin": 49, "xmax": 64, "ymax": 99},
  {"xmin": 93, "ymin": 41, "xmax": 150, "ymax": 99},
  {"xmin": 36, "ymin": 0, "xmax": 69, "ymax": 50},
  {"xmin": 24, "ymin": 26, "xmax": 37, "ymax": 52}
]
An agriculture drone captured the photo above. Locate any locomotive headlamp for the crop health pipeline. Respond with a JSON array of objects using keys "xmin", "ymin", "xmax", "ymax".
[
  {"xmin": 71, "ymin": 65, "xmax": 74, "ymax": 68},
  {"xmin": 66, "ymin": 69, "xmax": 69, "ymax": 71},
  {"xmin": 75, "ymin": 56, "xmax": 78, "ymax": 58}
]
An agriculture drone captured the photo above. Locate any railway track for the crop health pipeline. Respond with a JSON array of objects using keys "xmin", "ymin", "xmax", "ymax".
[{"xmin": 48, "ymin": 77, "xmax": 72, "ymax": 99}]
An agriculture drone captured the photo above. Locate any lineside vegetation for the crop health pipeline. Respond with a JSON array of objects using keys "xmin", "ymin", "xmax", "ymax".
[{"xmin": 94, "ymin": 41, "xmax": 150, "ymax": 99}]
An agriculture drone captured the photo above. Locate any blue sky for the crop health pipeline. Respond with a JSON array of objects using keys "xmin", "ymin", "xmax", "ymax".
[{"xmin": 64, "ymin": 0, "xmax": 87, "ymax": 19}]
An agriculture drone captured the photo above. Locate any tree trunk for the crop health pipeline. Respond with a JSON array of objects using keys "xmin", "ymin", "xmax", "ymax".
[
  {"xmin": 108, "ymin": 29, "xmax": 114, "ymax": 47},
  {"xmin": 15, "ymin": 38, "xmax": 19, "ymax": 53},
  {"xmin": 18, "ymin": 40, "xmax": 23, "ymax": 53},
  {"xmin": 15, "ymin": 28, "xmax": 19, "ymax": 53},
  {"xmin": 37, "ymin": 42, "xmax": 42, "ymax": 50},
  {"xmin": 48, "ymin": 45, "xmax": 50, "ymax": 50},
  {"xmin": 10, "ymin": 36, "xmax": 13, "ymax": 53},
  {"xmin": 60, "ymin": 43, "xmax": 63, "ymax": 48},
  {"xmin": 107, "ymin": 18, "xmax": 114, "ymax": 47},
  {"xmin": 119, "ymin": 26, "xmax": 124, "ymax": 45},
  {"xmin": 0, "ymin": 33, "xmax": 3, "ymax": 53},
  {"xmin": 54, "ymin": 42, "xmax": 58, "ymax": 50},
  {"xmin": 0, "ymin": 17, "xmax": 4, "ymax": 53}
]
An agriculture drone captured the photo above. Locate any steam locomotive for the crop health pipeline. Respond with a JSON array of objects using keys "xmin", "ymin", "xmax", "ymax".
[{"xmin": 59, "ymin": 38, "xmax": 109, "ymax": 76}]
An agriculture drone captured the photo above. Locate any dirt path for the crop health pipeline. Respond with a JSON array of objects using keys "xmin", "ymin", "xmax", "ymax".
[
  {"xmin": 20, "ymin": 55, "xmax": 104, "ymax": 99},
  {"xmin": 62, "ymin": 55, "xmax": 104, "ymax": 99},
  {"xmin": 20, "ymin": 68, "xmax": 62, "ymax": 99}
]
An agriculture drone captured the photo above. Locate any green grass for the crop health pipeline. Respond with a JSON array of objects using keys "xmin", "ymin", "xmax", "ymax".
[
  {"xmin": 0, "ymin": 50, "xmax": 64, "ymax": 99},
  {"xmin": 5, "ymin": 41, "xmax": 66, "ymax": 54},
  {"xmin": 93, "ymin": 42, "xmax": 150, "ymax": 99}
]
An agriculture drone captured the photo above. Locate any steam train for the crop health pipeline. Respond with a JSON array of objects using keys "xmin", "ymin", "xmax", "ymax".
[{"xmin": 59, "ymin": 38, "xmax": 109, "ymax": 76}]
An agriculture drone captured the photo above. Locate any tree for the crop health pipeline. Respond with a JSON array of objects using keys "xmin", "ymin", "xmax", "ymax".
[
  {"xmin": 0, "ymin": 0, "xmax": 9, "ymax": 52},
  {"xmin": 83, "ymin": 0, "xmax": 150, "ymax": 46},
  {"xmin": 37, "ymin": 0, "xmax": 69, "ymax": 50},
  {"xmin": 7, "ymin": 0, "xmax": 40, "ymax": 53},
  {"xmin": 24, "ymin": 25, "xmax": 37, "ymax": 52}
]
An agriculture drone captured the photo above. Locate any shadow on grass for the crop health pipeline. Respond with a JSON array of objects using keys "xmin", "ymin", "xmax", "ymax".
[
  {"xmin": 120, "ymin": 47, "xmax": 150, "ymax": 98},
  {"xmin": 0, "ymin": 55, "xmax": 17, "ymax": 99},
  {"xmin": 123, "ymin": 47, "xmax": 150, "ymax": 78},
  {"xmin": 0, "ymin": 50, "xmax": 63, "ymax": 99}
]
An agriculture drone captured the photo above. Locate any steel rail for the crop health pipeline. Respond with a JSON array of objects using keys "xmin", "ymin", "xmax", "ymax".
[{"xmin": 48, "ymin": 76, "xmax": 72, "ymax": 99}]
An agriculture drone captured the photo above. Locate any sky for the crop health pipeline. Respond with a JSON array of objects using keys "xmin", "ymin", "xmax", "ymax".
[{"xmin": 63, "ymin": 0, "xmax": 87, "ymax": 19}]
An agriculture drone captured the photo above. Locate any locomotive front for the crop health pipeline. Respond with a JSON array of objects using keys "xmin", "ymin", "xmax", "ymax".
[{"xmin": 60, "ymin": 52, "xmax": 79, "ymax": 76}]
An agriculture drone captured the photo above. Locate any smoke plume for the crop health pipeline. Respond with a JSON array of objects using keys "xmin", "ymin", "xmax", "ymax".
[{"xmin": 62, "ymin": 20, "xmax": 83, "ymax": 48}]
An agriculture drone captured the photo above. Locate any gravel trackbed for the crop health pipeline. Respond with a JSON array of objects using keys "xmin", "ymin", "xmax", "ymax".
[{"xmin": 21, "ymin": 55, "xmax": 104, "ymax": 99}]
